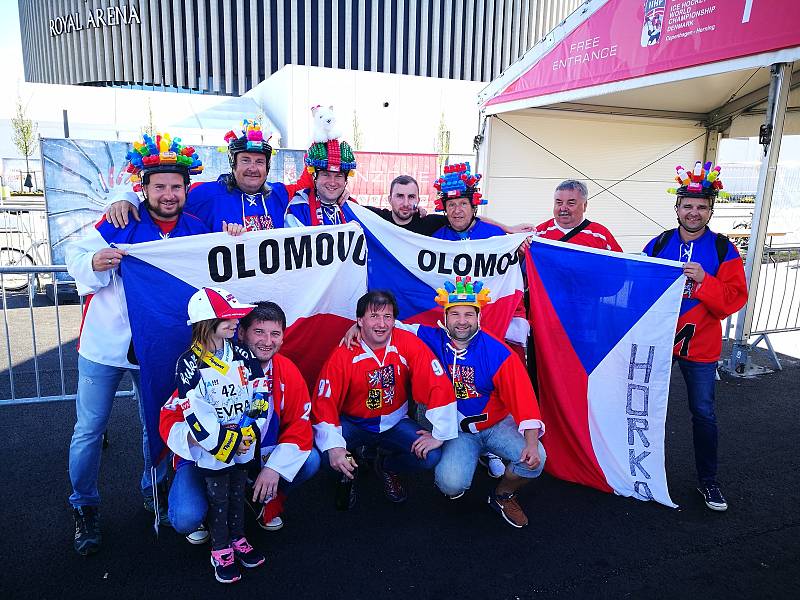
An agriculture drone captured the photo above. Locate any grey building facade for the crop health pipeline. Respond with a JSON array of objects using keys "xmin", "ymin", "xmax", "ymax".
[{"xmin": 19, "ymin": 0, "xmax": 583, "ymax": 96}]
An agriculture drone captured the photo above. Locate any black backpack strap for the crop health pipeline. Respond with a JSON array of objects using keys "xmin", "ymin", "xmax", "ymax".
[
  {"xmin": 559, "ymin": 219, "xmax": 591, "ymax": 243},
  {"xmin": 648, "ymin": 228, "xmax": 676, "ymax": 258},
  {"xmin": 714, "ymin": 233, "xmax": 731, "ymax": 269}
]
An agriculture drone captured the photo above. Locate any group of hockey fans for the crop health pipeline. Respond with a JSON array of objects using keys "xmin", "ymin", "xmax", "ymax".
[{"xmin": 65, "ymin": 118, "xmax": 746, "ymax": 583}]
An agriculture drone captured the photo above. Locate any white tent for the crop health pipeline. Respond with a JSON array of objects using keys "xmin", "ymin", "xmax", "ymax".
[{"xmin": 477, "ymin": 0, "xmax": 800, "ymax": 372}]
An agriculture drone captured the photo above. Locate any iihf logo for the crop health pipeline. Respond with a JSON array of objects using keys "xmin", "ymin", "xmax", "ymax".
[{"xmin": 641, "ymin": 0, "xmax": 666, "ymax": 47}]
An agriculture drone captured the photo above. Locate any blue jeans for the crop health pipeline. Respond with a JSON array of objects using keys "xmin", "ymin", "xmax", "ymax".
[
  {"xmin": 434, "ymin": 415, "xmax": 546, "ymax": 497},
  {"xmin": 675, "ymin": 358, "xmax": 718, "ymax": 484},
  {"xmin": 322, "ymin": 416, "xmax": 441, "ymax": 473},
  {"xmin": 68, "ymin": 356, "xmax": 166, "ymax": 507},
  {"xmin": 168, "ymin": 448, "xmax": 322, "ymax": 534}
]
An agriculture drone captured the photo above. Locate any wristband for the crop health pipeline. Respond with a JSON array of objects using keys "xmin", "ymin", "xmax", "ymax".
[{"xmin": 210, "ymin": 426, "xmax": 242, "ymax": 463}]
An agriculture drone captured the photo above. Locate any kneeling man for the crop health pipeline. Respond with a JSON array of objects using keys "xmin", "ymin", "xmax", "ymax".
[
  {"xmin": 312, "ymin": 291, "xmax": 457, "ymax": 504},
  {"xmin": 410, "ymin": 278, "xmax": 546, "ymax": 528}
]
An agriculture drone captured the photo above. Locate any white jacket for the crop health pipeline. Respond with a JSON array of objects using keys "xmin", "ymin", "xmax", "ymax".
[{"xmin": 65, "ymin": 227, "xmax": 136, "ymax": 369}]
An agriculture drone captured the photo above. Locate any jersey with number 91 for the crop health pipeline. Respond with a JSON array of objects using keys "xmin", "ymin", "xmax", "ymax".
[{"xmin": 311, "ymin": 328, "xmax": 458, "ymax": 451}]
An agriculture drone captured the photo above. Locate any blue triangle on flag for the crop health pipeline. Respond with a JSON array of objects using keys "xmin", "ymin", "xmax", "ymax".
[
  {"xmin": 342, "ymin": 204, "xmax": 437, "ymax": 320},
  {"xmin": 122, "ymin": 254, "xmax": 200, "ymax": 466},
  {"xmin": 529, "ymin": 242, "xmax": 682, "ymax": 374}
]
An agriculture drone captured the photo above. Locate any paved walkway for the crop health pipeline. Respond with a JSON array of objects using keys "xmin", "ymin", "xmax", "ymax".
[{"xmin": 1, "ymin": 358, "xmax": 798, "ymax": 599}]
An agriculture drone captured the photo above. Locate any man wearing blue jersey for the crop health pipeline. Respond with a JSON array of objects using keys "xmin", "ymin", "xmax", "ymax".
[
  {"xmin": 105, "ymin": 120, "xmax": 312, "ymax": 231},
  {"xmin": 643, "ymin": 162, "xmax": 747, "ymax": 512}
]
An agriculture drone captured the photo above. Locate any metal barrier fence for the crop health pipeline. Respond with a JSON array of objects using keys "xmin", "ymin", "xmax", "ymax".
[
  {"xmin": 750, "ymin": 246, "xmax": 800, "ymax": 336},
  {"xmin": 722, "ymin": 245, "xmax": 799, "ymax": 372},
  {"xmin": 2, "ymin": 245, "xmax": 798, "ymax": 403},
  {"xmin": 0, "ymin": 265, "xmax": 135, "ymax": 405}
]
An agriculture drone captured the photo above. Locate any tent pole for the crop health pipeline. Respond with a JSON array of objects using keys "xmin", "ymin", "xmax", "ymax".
[
  {"xmin": 703, "ymin": 127, "xmax": 719, "ymax": 165},
  {"xmin": 475, "ymin": 113, "xmax": 493, "ymax": 217},
  {"xmin": 724, "ymin": 62, "xmax": 793, "ymax": 375}
]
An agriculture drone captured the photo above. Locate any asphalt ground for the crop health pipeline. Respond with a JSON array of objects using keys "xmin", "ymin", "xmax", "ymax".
[{"xmin": 1, "ymin": 319, "xmax": 799, "ymax": 599}]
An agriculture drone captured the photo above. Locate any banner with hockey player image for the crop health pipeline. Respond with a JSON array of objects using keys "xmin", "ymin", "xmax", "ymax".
[
  {"xmin": 526, "ymin": 237, "xmax": 685, "ymax": 507},
  {"xmin": 119, "ymin": 224, "xmax": 367, "ymax": 465}
]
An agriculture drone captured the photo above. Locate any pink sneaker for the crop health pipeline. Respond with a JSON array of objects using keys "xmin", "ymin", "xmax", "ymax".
[
  {"xmin": 231, "ymin": 537, "xmax": 266, "ymax": 569},
  {"xmin": 210, "ymin": 547, "xmax": 241, "ymax": 583}
]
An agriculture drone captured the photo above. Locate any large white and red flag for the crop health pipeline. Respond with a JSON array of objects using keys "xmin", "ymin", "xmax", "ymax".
[{"xmin": 343, "ymin": 202, "xmax": 529, "ymax": 341}]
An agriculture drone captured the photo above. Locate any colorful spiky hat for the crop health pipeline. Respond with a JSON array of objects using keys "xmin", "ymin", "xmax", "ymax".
[
  {"xmin": 305, "ymin": 139, "xmax": 357, "ymax": 176},
  {"xmin": 221, "ymin": 119, "xmax": 273, "ymax": 167},
  {"xmin": 432, "ymin": 162, "xmax": 487, "ymax": 211},
  {"xmin": 125, "ymin": 132, "xmax": 204, "ymax": 192},
  {"xmin": 435, "ymin": 276, "xmax": 492, "ymax": 312},
  {"xmin": 668, "ymin": 161, "xmax": 730, "ymax": 202}
]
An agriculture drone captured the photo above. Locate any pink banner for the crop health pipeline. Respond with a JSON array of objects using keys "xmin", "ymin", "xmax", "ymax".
[
  {"xmin": 350, "ymin": 152, "xmax": 440, "ymax": 211},
  {"xmin": 487, "ymin": 0, "xmax": 800, "ymax": 107}
]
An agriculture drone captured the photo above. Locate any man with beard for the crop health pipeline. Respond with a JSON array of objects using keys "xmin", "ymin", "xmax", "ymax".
[
  {"xmin": 366, "ymin": 175, "xmax": 448, "ymax": 235},
  {"xmin": 65, "ymin": 132, "xmax": 209, "ymax": 555},
  {"xmin": 105, "ymin": 119, "xmax": 313, "ymax": 231},
  {"xmin": 369, "ymin": 174, "xmax": 533, "ymax": 238},
  {"xmin": 644, "ymin": 162, "xmax": 746, "ymax": 512},
  {"xmin": 387, "ymin": 277, "xmax": 546, "ymax": 528}
]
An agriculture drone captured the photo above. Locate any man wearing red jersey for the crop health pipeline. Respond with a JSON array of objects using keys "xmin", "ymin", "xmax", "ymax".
[
  {"xmin": 644, "ymin": 162, "xmax": 747, "ymax": 512},
  {"xmin": 312, "ymin": 291, "xmax": 457, "ymax": 504},
  {"xmin": 534, "ymin": 180, "xmax": 622, "ymax": 251}
]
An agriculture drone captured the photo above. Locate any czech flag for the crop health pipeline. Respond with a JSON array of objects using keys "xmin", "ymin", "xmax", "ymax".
[{"xmin": 527, "ymin": 237, "xmax": 685, "ymax": 507}]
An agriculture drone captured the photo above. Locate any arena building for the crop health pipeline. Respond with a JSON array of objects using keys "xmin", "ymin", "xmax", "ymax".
[{"xmin": 18, "ymin": 0, "xmax": 583, "ymax": 96}]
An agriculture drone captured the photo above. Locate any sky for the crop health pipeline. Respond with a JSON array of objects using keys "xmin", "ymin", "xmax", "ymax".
[{"xmin": 0, "ymin": 1, "xmax": 25, "ymax": 85}]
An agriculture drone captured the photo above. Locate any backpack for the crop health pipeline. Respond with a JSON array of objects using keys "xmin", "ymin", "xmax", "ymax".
[{"xmin": 648, "ymin": 228, "xmax": 730, "ymax": 271}]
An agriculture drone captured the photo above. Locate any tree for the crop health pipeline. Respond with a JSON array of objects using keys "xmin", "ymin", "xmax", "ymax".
[
  {"xmin": 352, "ymin": 110, "xmax": 363, "ymax": 150},
  {"xmin": 140, "ymin": 98, "xmax": 157, "ymax": 138},
  {"xmin": 435, "ymin": 112, "xmax": 450, "ymax": 170},
  {"xmin": 11, "ymin": 96, "xmax": 38, "ymax": 192}
]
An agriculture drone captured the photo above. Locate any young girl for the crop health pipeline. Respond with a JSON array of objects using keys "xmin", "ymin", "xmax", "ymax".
[{"xmin": 173, "ymin": 287, "xmax": 268, "ymax": 583}]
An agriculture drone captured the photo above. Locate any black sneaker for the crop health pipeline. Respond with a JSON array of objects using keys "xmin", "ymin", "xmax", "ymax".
[
  {"xmin": 375, "ymin": 457, "xmax": 407, "ymax": 503},
  {"xmin": 73, "ymin": 506, "xmax": 101, "ymax": 556},
  {"xmin": 697, "ymin": 482, "xmax": 728, "ymax": 512}
]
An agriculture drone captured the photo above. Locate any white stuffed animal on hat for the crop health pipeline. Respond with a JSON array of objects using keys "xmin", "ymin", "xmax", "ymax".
[{"xmin": 311, "ymin": 105, "xmax": 343, "ymax": 143}]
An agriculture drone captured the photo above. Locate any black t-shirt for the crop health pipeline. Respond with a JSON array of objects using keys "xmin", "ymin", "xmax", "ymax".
[{"xmin": 366, "ymin": 207, "xmax": 449, "ymax": 237}]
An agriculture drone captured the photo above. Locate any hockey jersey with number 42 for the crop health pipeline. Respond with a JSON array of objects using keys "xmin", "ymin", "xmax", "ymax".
[{"xmin": 160, "ymin": 341, "xmax": 272, "ymax": 470}]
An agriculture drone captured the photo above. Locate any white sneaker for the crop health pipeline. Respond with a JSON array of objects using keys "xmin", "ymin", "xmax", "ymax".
[
  {"xmin": 259, "ymin": 515, "xmax": 284, "ymax": 531},
  {"xmin": 185, "ymin": 524, "xmax": 210, "ymax": 545},
  {"xmin": 484, "ymin": 453, "xmax": 506, "ymax": 479}
]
